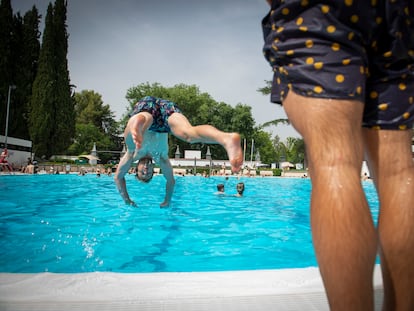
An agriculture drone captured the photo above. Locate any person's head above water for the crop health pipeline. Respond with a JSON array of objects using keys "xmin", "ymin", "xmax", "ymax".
[
  {"xmin": 236, "ymin": 182, "xmax": 245, "ymax": 196},
  {"xmin": 135, "ymin": 156, "xmax": 154, "ymax": 183}
]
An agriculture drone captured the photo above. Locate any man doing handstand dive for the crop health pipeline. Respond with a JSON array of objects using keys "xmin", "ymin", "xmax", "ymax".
[{"xmin": 115, "ymin": 96, "xmax": 243, "ymax": 207}]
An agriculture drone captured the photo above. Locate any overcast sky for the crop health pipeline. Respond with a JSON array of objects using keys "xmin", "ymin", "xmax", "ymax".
[{"xmin": 11, "ymin": 0, "xmax": 299, "ymax": 140}]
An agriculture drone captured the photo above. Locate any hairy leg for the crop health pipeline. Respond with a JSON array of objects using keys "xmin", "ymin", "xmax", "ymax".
[
  {"xmin": 283, "ymin": 91, "xmax": 377, "ymax": 311},
  {"xmin": 168, "ymin": 113, "xmax": 243, "ymax": 172},
  {"xmin": 363, "ymin": 129, "xmax": 414, "ymax": 311}
]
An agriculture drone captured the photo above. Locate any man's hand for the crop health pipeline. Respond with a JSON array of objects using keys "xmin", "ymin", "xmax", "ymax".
[
  {"xmin": 125, "ymin": 198, "xmax": 137, "ymax": 207},
  {"xmin": 114, "ymin": 152, "xmax": 135, "ymax": 205},
  {"xmin": 160, "ymin": 200, "xmax": 170, "ymax": 208}
]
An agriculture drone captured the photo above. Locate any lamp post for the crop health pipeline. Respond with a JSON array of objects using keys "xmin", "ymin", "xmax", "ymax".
[{"xmin": 5, "ymin": 85, "xmax": 16, "ymax": 148}]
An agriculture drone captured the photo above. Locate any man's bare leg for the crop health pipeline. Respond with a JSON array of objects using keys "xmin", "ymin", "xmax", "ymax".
[
  {"xmin": 126, "ymin": 112, "xmax": 153, "ymax": 150},
  {"xmin": 168, "ymin": 113, "xmax": 243, "ymax": 173},
  {"xmin": 283, "ymin": 91, "xmax": 377, "ymax": 311},
  {"xmin": 364, "ymin": 129, "xmax": 414, "ymax": 311}
]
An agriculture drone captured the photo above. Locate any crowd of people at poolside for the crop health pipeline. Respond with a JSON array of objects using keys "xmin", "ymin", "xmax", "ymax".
[
  {"xmin": 2, "ymin": 149, "xmax": 248, "ymax": 195},
  {"xmin": 1, "ymin": 154, "xmax": 375, "ymax": 182}
]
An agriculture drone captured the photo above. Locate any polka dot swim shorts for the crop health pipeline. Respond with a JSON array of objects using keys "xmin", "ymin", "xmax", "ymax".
[
  {"xmin": 130, "ymin": 96, "xmax": 182, "ymax": 133},
  {"xmin": 262, "ymin": 0, "xmax": 414, "ymax": 130}
]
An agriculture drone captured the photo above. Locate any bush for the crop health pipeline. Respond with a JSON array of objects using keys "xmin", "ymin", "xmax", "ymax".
[{"xmin": 273, "ymin": 168, "xmax": 282, "ymax": 176}]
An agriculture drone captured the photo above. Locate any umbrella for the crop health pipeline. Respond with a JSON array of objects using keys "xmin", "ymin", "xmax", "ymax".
[
  {"xmin": 281, "ymin": 161, "xmax": 294, "ymax": 168},
  {"xmin": 78, "ymin": 154, "xmax": 100, "ymax": 161}
]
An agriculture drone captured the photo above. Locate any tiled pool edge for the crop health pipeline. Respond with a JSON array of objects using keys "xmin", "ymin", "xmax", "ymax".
[{"xmin": 0, "ymin": 265, "xmax": 383, "ymax": 311}]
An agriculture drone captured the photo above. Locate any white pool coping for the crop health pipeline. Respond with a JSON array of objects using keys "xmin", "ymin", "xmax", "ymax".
[{"xmin": 0, "ymin": 265, "xmax": 383, "ymax": 311}]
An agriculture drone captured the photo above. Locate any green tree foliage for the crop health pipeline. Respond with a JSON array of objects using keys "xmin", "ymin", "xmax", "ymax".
[
  {"xmin": 0, "ymin": 0, "xmax": 15, "ymax": 131},
  {"xmin": 68, "ymin": 90, "xmax": 121, "ymax": 162},
  {"xmin": 256, "ymin": 80, "xmax": 272, "ymax": 97},
  {"xmin": 10, "ymin": 8, "xmax": 41, "ymax": 139},
  {"xmin": 29, "ymin": 4, "xmax": 56, "ymax": 157},
  {"xmin": 260, "ymin": 118, "xmax": 290, "ymax": 129},
  {"xmin": 272, "ymin": 136, "xmax": 305, "ymax": 166},
  {"xmin": 50, "ymin": 0, "xmax": 74, "ymax": 154},
  {"xmin": 29, "ymin": 0, "xmax": 75, "ymax": 158},
  {"xmin": 258, "ymin": 80, "xmax": 306, "ymax": 166},
  {"xmin": 68, "ymin": 123, "xmax": 111, "ymax": 157},
  {"xmin": 0, "ymin": 2, "xmax": 41, "ymax": 141},
  {"xmin": 252, "ymin": 130, "xmax": 277, "ymax": 164}
]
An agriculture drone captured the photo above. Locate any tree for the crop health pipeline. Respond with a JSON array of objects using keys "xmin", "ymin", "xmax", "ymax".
[
  {"xmin": 50, "ymin": 0, "xmax": 74, "ymax": 154},
  {"xmin": 28, "ymin": 3, "xmax": 54, "ymax": 157},
  {"xmin": 251, "ymin": 129, "xmax": 277, "ymax": 165},
  {"xmin": 8, "ymin": 8, "xmax": 41, "ymax": 140},
  {"xmin": 257, "ymin": 80, "xmax": 272, "ymax": 96},
  {"xmin": 68, "ymin": 90, "xmax": 121, "ymax": 162},
  {"xmin": 272, "ymin": 136, "xmax": 305, "ymax": 166},
  {"xmin": 0, "ymin": 0, "xmax": 14, "ymax": 130},
  {"xmin": 29, "ymin": 0, "xmax": 74, "ymax": 158},
  {"xmin": 0, "ymin": 3, "xmax": 41, "ymax": 141},
  {"xmin": 260, "ymin": 118, "xmax": 290, "ymax": 129},
  {"xmin": 257, "ymin": 79, "xmax": 291, "ymax": 131},
  {"xmin": 67, "ymin": 123, "xmax": 112, "ymax": 157},
  {"xmin": 258, "ymin": 80, "xmax": 306, "ymax": 166}
]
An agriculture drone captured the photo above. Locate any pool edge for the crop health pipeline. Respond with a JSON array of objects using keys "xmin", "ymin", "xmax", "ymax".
[{"xmin": 0, "ymin": 265, "xmax": 383, "ymax": 311}]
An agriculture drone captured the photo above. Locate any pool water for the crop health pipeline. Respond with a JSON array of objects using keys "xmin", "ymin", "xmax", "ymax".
[{"xmin": 0, "ymin": 174, "xmax": 379, "ymax": 273}]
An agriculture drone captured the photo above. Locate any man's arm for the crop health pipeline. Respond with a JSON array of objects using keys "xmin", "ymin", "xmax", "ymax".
[
  {"xmin": 158, "ymin": 157, "xmax": 175, "ymax": 208},
  {"xmin": 114, "ymin": 112, "xmax": 153, "ymax": 205},
  {"xmin": 114, "ymin": 150, "xmax": 136, "ymax": 206}
]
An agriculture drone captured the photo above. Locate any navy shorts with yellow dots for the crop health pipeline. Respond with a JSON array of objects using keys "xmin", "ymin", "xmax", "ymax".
[{"xmin": 262, "ymin": 0, "xmax": 414, "ymax": 130}]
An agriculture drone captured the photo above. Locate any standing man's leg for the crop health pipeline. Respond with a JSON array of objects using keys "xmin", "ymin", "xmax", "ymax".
[
  {"xmin": 283, "ymin": 91, "xmax": 377, "ymax": 311},
  {"xmin": 364, "ymin": 129, "xmax": 414, "ymax": 311}
]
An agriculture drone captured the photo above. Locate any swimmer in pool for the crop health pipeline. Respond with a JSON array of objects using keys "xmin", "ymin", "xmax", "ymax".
[
  {"xmin": 115, "ymin": 96, "xmax": 243, "ymax": 207},
  {"xmin": 235, "ymin": 182, "xmax": 245, "ymax": 197},
  {"xmin": 216, "ymin": 183, "xmax": 225, "ymax": 194}
]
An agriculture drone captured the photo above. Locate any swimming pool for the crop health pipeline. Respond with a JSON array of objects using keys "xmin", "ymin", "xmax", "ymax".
[{"xmin": 0, "ymin": 174, "xmax": 379, "ymax": 273}]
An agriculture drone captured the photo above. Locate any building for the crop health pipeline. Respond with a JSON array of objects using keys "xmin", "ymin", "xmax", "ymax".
[{"xmin": 0, "ymin": 135, "xmax": 32, "ymax": 167}]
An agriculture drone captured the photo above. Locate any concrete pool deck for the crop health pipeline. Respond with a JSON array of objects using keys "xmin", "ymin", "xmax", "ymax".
[{"xmin": 0, "ymin": 265, "xmax": 384, "ymax": 311}]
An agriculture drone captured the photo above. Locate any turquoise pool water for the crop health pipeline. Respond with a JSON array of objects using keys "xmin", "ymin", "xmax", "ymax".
[{"xmin": 0, "ymin": 174, "xmax": 379, "ymax": 273}]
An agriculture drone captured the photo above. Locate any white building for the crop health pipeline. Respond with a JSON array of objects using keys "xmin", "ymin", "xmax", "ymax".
[{"xmin": 0, "ymin": 135, "xmax": 32, "ymax": 167}]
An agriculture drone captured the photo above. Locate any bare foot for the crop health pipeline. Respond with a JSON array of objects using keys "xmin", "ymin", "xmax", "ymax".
[
  {"xmin": 223, "ymin": 133, "xmax": 243, "ymax": 173},
  {"xmin": 160, "ymin": 201, "xmax": 170, "ymax": 208}
]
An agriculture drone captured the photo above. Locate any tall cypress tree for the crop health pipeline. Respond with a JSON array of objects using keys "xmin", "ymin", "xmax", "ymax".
[
  {"xmin": 8, "ymin": 8, "xmax": 40, "ymax": 140},
  {"xmin": 11, "ymin": 7, "xmax": 41, "ymax": 140},
  {"xmin": 8, "ymin": 12, "xmax": 25, "ymax": 139},
  {"xmin": 29, "ymin": 3, "xmax": 55, "ymax": 157},
  {"xmin": 51, "ymin": 0, "xmax": 74, "ymax": 155},
  {"xmin": 29, "ymin": 0, "xmax": 74, "ymax": 158},
  {"xmin": 0, "ymin": 0, "xmax": 14, "ymax": 132}
]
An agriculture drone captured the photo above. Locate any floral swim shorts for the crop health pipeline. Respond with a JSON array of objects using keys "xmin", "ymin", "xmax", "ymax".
[
  {"xmin": 262, "ymin": 0, "xmax": 414, "ymax": 130},
  {"xmin": 130, "ymin": 96, "xmax": 182, "ymax": 133}
]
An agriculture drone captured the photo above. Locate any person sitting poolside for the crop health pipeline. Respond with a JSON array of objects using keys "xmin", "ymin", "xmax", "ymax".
[
  {"xmin": 114, "ymin": 96, "xmax": 243, "ymax": 208},
  {"xmin": 107, "ymin": 167, "xmax": 112, "ymax": 176},
  {"xmin": 0, "ymin": 148, "xmax": 13, "ymax": 172},
  {"xmin": 24, "ymin": 158, "xmax": 35, "ymax": 174}
]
